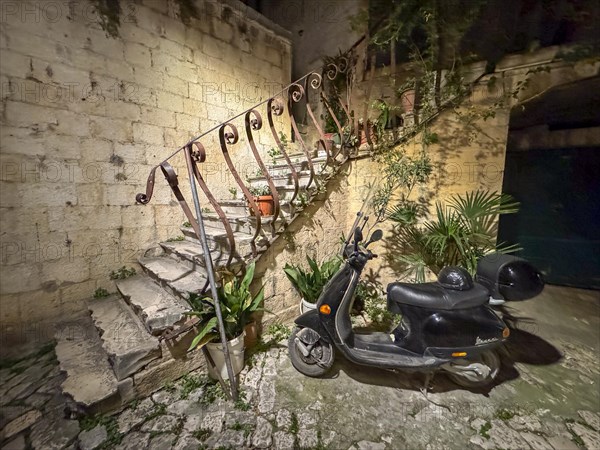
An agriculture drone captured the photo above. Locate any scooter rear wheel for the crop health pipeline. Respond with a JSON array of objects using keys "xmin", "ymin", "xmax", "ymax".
[
  {"xmin": 445, "ymin": 350, "xmax": 501, "ymax": 388},
  {"xmin": 288, "ymin": 327, "xmax": 335, "ymax": 377}
]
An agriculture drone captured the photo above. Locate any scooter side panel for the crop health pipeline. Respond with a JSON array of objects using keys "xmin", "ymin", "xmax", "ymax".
[{"xmin": 393, "ymin": 304, "xmax": 506, "ymax": 354}]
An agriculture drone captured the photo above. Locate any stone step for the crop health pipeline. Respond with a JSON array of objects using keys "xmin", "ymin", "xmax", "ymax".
[
  {"xmin": 54, "ymin": 313, "xmax": 119, "ymax": 410},
  {"xmin": 87, "ymin": 295, "xmax": 161, "ymax": 381},
  {"xmin": 265, "ymin": 156, "xmax": 327, "ymax": 176},
  {"xmin": 198, "ymin": 212, "xmax": 288, "ymax": 237},
  {"xmin": 247, "ymin": 170, "xmax": 321, "ymax": 188},
  {"xmin": 116, "ymin": 275, "xmax": 189, "ymax": 336},
  {"xmin": 160, "ymin": 239, "xmax": 244, "ymax": 273},
  {"xmin": 272, "ymin": 149, "xmax": 328, "ymax": 165},
  {"xmin": 180, "ymin": 227, "xmax": 270, "ymax": 257},
  {"xmin": 138, "ymin": 255, "xmax": 208, "ymax": 299},
  {"xmin": 214, "ymin": 199, "xmax": 297, "ymax": 217}
]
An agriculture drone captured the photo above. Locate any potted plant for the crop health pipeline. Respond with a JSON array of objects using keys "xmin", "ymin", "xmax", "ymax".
[
  {"xmin": 283, "ymin": 255, "xmax": 343, "ymax": 313},
  {"xmin": 186, "ymin": 262, "xmax": 265, "ymax": 380},
  {"xmin": 248, "ymin": 184, "xmax": 274, "ymax": 216}
]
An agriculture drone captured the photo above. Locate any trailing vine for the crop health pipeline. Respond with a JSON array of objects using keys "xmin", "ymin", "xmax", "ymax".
[
  {"xmin": 90, "ymin": 0, "xmax": 202, "ymax": 37},
  {"xmin": 91, "ymin": 0, "xmax": 121, "ymax": 38}
]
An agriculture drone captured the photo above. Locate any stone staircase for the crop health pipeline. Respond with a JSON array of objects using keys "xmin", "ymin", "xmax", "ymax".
[{"xmin": 53, "ymin": 144, "xmax": 351, "ymax": 414}]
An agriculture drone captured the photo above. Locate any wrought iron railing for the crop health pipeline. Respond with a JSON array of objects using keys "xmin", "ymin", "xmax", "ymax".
[{"xmin": 135, "ymin": 55, "xmax": 372, "ymax": 269}]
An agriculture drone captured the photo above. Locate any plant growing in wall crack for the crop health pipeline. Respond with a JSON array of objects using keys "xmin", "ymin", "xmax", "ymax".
[{"xmin": 109, "ymin": 266, "xmax": 136, "ymax": 280}]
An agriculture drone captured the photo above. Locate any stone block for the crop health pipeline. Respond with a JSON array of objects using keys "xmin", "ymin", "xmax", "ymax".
[
  {"xmin": 16, "ymin": 182, "xmax": 78, "ymax": 208},
  {"xmin": 163, "ymin": 75, "xmax": 189, "ymax": 96},
  {"xmin": 41, "ymin": 258, "xmax": 91, "ymax": 285},
  {"xmin": 59, "ymin": 280, "xmax": 97, "ymax": 305},
  {"xmin": 85, "ymin": 28, "xmax": 125, "ymax": 59},
  {"xmin": 47, "ymin": 205, "xmax": 122, "ymax": 232},
  {"xmin": 202, "ymin": 35, "xmax": 229, "ymax": 60},
  {"xmin": 132, "ymin": 66, "xmax": 164, "ymax": 90},
  {"xmin": 0, "ymin": 49, "xmax": 38, "ymax": 78},
  {"xmin": 159, "ymin": 39, "xmax": 193, "ymax": 62},
  {"xmin": 79, "ymin": 138, "xmax": 114, "ymax": 163},
  {"xmin": 133, "ymin": 123, "xmax": 164, "ymax": 146},
  {"xmin": 105, "ymin": 101, "xmax": 141, "ymax": 121},
  {"xmin": 4, "ymin": 101, "xmax": 59, "ymax": 129},
  {"xmin": 124, "ymin": 42, "xmax": 152, "ymax": 69},
  {"xmin": 141, "ymin": 107, "xmax": 177, "ymax": 128},
  {"xmin": 90, "ymin": 117, "xmax": 133, "ymax": 143},
  {"xmin": 133, "ymin": 347, "xmax": 207, "ymax": 398},
  {"xmin": 1, "ymin": 28, "xmax": 67, "ymax": 63},
  {"xmin": 182, "ymin": 97, "xmax": 207, "ymax": 118},
  {"xmin": 212, "ymin": 20, "xmax": 235, "ymax": 43},
  {"xmin": 175, "ymin": 112, "xmax": 201, "ymax": 132},
  {"xmin": 157, "ymin": 90, "xmax": 184, "ymax": 112}
]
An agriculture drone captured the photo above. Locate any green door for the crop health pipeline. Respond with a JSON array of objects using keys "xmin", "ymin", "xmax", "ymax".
[{"xmin": 498, "ymin": 147, "xmax": 600, "ymax": 289}]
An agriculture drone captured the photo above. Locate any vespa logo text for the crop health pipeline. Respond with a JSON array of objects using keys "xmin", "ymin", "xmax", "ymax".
[{"xmin": 475, "ymin": 336, "xmax": 499, "ymax": 345}]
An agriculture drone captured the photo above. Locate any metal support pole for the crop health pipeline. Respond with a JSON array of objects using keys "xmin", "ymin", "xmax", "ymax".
[{"xmin": 184, "ymin": 148, "xmax": 238, "ymax": 401}]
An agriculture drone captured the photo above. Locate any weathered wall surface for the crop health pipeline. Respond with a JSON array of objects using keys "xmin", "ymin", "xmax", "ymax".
[
  {"xmin": 254, "ymin": 48, "xmax": 599, "ymax": 321},
  {"xmin": 0, "ymin": 0, "xmax": 291, "ymax": 344}
]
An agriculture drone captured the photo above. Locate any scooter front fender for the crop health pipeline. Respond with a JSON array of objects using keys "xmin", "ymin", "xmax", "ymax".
[{"xmin": 294, "ymin": 310, "xmax": 332, "ymax": 343}]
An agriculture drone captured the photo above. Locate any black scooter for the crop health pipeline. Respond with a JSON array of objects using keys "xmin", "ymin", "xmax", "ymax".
[{"xmin": 288, "ymin": 218, "xmax": 544, "ymax": 388}]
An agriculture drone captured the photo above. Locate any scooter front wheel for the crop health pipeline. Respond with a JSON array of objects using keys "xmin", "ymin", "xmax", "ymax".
[{"xmin": 288, "ymin": 327, "xmax": 335, "ymax": 377}]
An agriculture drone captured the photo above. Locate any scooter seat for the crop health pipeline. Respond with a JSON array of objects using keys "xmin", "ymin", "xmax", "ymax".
[{"xmin": 386, "ymin": 281, "xmax": 489, "ymax": 311}]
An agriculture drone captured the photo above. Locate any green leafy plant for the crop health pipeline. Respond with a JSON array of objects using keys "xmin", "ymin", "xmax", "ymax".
[
  {"xmin": 293, "ymin": 192, "xmax": 310, "ymax": 208},
  {"xmin": 248, "ymin": 185, "xmax": 272, "ymax": 197},
  {"xmin": 372, "ymin": 99, "xmax": 403, "ymax": 139},
  {"xmin": 93, "ymin": 288, "xmax": 110, "ymax": 298},
  {"xmin": 166, "ymin": 236, "xmax": 185, "ymax": 242},
  {"xmin": 182, "ymin": 221, "xmax": 192, "ymax": 228},
  {"xmin": 390, "ymin": 191, "xmax": 520, "ymax": 280},
  {"xmin": 109, "ymin": 266, "xmax": 136, "ymax": 280},
  {"xmin": 186, "ymin": 262, "xmax": 265, "ymax": 350},
  {"xmin": 267, "ymin": 147, "xmax": 281, "ymax": 164},
  {"xmin": 228, "ymin": 187, "xmax": 237, "ymax": 199},
  {"xmin": 284, "ymin": 255, "xmax": 343, "ymax": 304},
  {"xmin": 355, "ymin": 280, "xmax": 401, "ymax": 331}
]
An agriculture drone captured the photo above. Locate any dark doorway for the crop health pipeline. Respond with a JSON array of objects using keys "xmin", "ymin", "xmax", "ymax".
[
  {"xmin": 498, "ymin": 77, "xmax": 600, "ymax": 289},
  {"xmin": 499, "ymin": 147, "xmax": 600, "ymax": 288}
]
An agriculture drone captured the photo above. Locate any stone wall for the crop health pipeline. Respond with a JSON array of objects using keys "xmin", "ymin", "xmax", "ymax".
[{"xmin": 0, "ymin": 0, "xmax": 291, "ymax": 345}]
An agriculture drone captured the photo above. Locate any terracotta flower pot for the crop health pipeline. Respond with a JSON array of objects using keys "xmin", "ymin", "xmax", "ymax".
[
  {"xmin": 251, "ymin": 195, "xmax": 274, "ymax": 216},
  {"xmin": 400, "ymin": 88, "xmax": 416, "ymax": 114},
  {"xmin": 244, "ymin": 321, "xmax": 258, "ymax": 349}
]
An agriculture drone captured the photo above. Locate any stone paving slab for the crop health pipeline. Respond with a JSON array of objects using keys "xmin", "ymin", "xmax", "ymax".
[
  {"xmin": 54, "ymin": 313, "xmax": 119, "ymax": 408},
  {"xmin": 87, "ymin": 295, "xmax": 161, "ymax": 381}
]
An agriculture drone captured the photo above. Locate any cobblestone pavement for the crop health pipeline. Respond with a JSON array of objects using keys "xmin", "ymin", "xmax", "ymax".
[{"xmin": 1, "ymin": 286, "xmax": 599, "ymax": 449}]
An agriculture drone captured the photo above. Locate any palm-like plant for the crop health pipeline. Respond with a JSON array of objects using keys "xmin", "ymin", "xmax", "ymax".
[
  {"xmin": 392, "ymin": 191, "xmax": 520, "ymax": 281},
  {"xmin": 186, "ymin": 262, "xmax": 264, "ymax": 351}
]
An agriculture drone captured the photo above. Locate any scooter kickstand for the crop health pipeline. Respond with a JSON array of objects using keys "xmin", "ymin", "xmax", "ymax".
[{"xmin": 420, "ymin": 373, "xmax": 433, "ymax": 398}]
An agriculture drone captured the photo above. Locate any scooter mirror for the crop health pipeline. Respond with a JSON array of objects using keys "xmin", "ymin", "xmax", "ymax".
[{"xmin": 370, "ymin": 229, "xmax": 383, "ymax": 242}]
